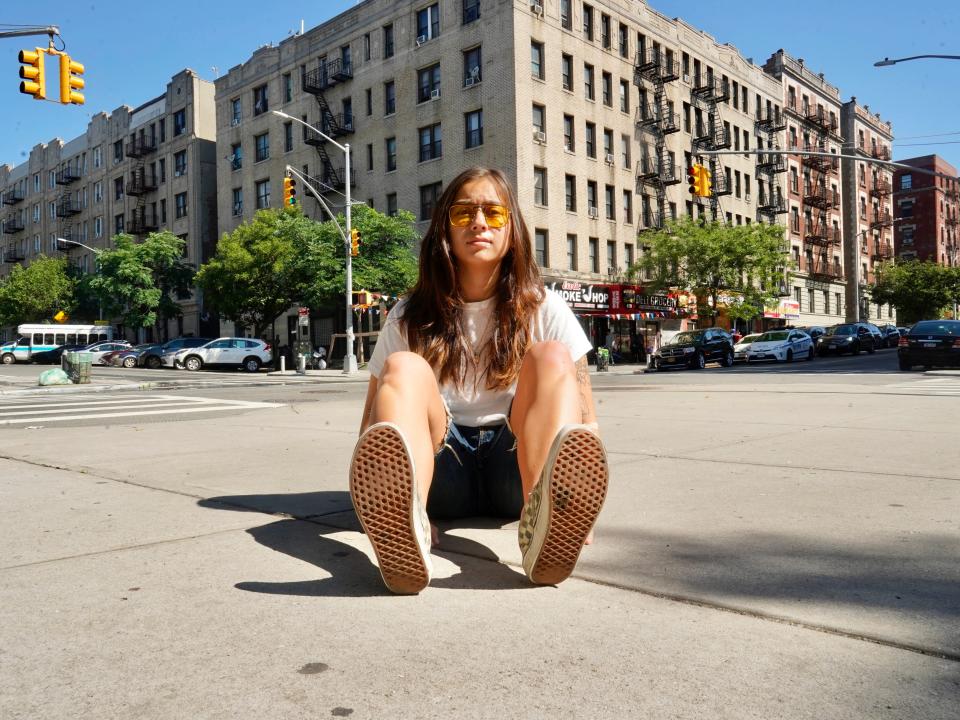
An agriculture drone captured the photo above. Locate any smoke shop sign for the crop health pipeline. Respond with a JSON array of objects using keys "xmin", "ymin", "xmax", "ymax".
[{"xmin": 547, "ymin": 280, "xmax": 610, "ymax": 311}]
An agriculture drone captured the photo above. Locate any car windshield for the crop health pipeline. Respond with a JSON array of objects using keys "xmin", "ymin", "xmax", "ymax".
[
  {"xmin": 911, "ymin": 321, "xmax": 960, "ymax": 336},
  {"xmin": 758, "ymin": 331, "xmax": 789, "ymax": 342},
  {"xmin": 827, "ymin": 325, "xmax": 856, "ymax": 336},
  {"xmin": 737, "ymin": 334, "xmax": 761, "ymax": 345},
  {"xmin": 665, "ymin": 331, "xmax": 703, "ymax": 345}
]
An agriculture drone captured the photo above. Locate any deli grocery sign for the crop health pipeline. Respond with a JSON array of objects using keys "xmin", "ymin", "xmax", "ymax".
[{"xmin": 546, "ymin": 281, "xmax": 610, "ymax": 311}]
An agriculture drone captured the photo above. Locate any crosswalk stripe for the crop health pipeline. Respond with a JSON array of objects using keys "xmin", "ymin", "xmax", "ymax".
[{"xmin": 0, "ymin": 404, "xmax": 281, "ymax": 426}]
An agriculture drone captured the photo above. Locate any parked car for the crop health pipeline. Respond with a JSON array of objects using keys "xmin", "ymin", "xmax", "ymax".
[
  {"xmin": 897, "ymin": 320, "xmax": 960, "ymax": 370},
  {"xmin": 28, "ymin": 343, "xmax": 87, "ymax": 365},
  {"xmin": 652, "ymin": 328, "xmax": 734, "ymax": 370},
  {"xmin": 746, "ymin": 329, "xmax": 815, "ymax": 363},
  {"xmin": 816, "ymin": 323, "xmax": 877, "ymax": 355},
  {"xmin": 732, "ymin": 333, "xmax": 762, "ymax": 362},
  {"xmin": 792, "ymin": 325, "xmax": 826, "ymax": 342},
  {"xmin": 170, "ymin": 337, "xmax": 273, "ymax": 373},
  {"xmin": 877, "ymin": 324, "xmax": 901, "ymax": 348},
  {"xmin": 82, "ymin": 340, "xmax": 132, "ymax": 365},
  {"xmin": 140, "ymin": 337, "xmax": 212, "ymax": 369},
  {"xmin": 110, "ymin": 344, "xmax": 154, "ymax": 368}
]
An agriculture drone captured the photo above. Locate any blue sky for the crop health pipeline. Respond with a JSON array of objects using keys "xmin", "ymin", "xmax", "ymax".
[{"xmin": 2, "ymin": 0, "xmax": 959, "ymax": 170}]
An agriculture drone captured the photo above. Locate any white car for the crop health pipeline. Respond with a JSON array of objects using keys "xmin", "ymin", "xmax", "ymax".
[
  {"xmin": 745, "ymin": 330, "xmax": 815, "ymax": 363},
  {"xmin": 169, "ymin": 337, "xmax": 272, "ymax": 373},
  {"xmin": 82, "ymin": 341, "xmax": 132, "ymax": 365},
  {"xmin": 733, "ymin": 333, "xmax": 763, "ymax": 362}
]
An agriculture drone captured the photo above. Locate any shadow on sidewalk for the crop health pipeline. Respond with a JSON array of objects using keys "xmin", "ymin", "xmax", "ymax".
[{"xmin": 199, "ymin": 492, "xmax": 529, "ymax": 596}]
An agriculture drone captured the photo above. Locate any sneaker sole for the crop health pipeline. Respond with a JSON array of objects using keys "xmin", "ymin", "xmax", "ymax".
[
  {"xmin": 349, "ymin": 424, "xmax": 430, "ymax": 595},
  {"xmin": 526, "ymin": 427, "xmax": 608, "ymax": 585}
]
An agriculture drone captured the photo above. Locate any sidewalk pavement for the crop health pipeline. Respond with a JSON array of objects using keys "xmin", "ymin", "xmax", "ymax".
[{"xmin": 1, "ymin": 371, "xmax": 957, "ymax": 718}]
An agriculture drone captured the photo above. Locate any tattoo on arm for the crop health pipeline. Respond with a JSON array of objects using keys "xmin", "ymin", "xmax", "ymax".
[{"xmin": 575, "ymin": 356, "xmax": 591, "ymax": 422}]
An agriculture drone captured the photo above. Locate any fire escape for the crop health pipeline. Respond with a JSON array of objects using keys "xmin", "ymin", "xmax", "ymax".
[
  {"xmin": 302, "ymin": 56, "xmax": 355, "ymax": 196},
  {"xmin": 633, "ymin": 47, "xmax": 680, "ymax": 229},
  {"xmin": 54, "ymin": 162, "xmax": 81, "ymax": 244},
  {"xmin": 801, "ymin": 106, "xmax": 840, "ymax": 278},
  {"xmin": 2, "ymin": 187, "xmax": 25, "ymax": 263},
  {"xmin": 755, "ymin": 105, "xmax": 787, "ymax": 220},
  {"xmin": 125, "ymin": 131, "xmax": 158, "ymax": 235},
  {"xmin": 691, "ymin": 70, "xmax": 731, "ymax": 220}
]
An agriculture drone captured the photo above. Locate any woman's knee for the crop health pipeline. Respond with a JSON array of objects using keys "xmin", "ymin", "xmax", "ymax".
[
  {"xmin": 380, "ymin": 351, "xmax": 433, "ymax": 383},
  {"xmin": 520, "ymin": 341, "xmax": 575, "ymax": 378}
]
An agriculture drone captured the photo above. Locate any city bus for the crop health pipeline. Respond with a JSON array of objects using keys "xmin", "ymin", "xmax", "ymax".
[{"xmin": 0, "ymin": 324, "xmax": 114, "ymax": 364}]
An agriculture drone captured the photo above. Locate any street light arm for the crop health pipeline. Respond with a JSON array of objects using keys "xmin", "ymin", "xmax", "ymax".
[
  {"xmin": 874, "ymin": 54, "xmax": 960, "ymax": 67},
  {"xmin": 284, "ymin": 166, "xmax": 348, "ymax": 244},
  {"xmin": 57, "ymin": 237, "xmax": 99, "ymax": 254},
  {"xmin": 271, "ymin": 110, "xmax": 347, "ymax": 153}
]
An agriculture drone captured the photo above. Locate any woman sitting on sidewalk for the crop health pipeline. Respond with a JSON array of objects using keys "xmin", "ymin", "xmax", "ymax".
[{"xmin": 349, "ymin": 166, "xmax": 609, "ymax": 594}]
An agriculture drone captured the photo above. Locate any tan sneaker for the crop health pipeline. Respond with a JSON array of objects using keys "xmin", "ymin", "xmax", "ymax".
[
  {"xmin": 350, "ymin": 422, "xmax": 433, "ymax": 594},
  {"xmin": 518, "ymin": 425, "xmax": 608, "ymax": 585}
]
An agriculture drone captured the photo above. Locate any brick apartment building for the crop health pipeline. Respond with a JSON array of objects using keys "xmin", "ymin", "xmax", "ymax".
[{"xmin": 892, "ymin": 155, "xmax": 960, "ymax": 269}]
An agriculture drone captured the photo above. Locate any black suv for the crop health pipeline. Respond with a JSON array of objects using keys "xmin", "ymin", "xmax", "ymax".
[
  {"xmin": 137, "ymin": 337, "xmax": 212, "ymax": 368},
  {"xmin": 817, "ymin": 323, "xmax": 878, "ymax": 355},
  {"xmin": 653, "ymin": 328, "xmax": 734, "ymax": 370}
]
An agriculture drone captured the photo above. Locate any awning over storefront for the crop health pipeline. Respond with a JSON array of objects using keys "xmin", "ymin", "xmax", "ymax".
[
  {"xmin": 544, "ymin": 279, "xmax": 695, "ymax": 319},
  {"xmin": 763, "ymin": 299, "xmax": 800, "ymax": 319}
]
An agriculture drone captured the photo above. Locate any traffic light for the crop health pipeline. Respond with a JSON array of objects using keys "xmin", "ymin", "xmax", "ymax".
[
  {"xmin": 18, "ymin": 47, "xmax": 46, "ymax": 100},
  {"xmin": 282, "ymin": 176, "xmax": 297, "ymax": 206},
  {"xmin": 700, "ymin": 165, "xmax": 713, "ymax": 198},
  {"xmin": 351, "ymin": 290, "xmax": 371, "ymax": 307},
  {"xmin": 350, "ymin": 227, "xmax": 361, "ymax": 257},
  {"xmin": 687, "ymin": 165, "xmax": 700, "ymax": 196},
  {"xmin": 58, "ymin": 53, "xmax": 84, "ymax": 105}
]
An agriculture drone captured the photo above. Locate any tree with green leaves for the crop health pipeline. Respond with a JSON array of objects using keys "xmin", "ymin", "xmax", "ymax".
[
  {"xmin": 89, "ymin": 231, "xmax": 194, "ymax": 337},
  {"xmin": 0, "ymin": 255, "xmax": 75, "ymax": 326},
  {"xmin": 870, "ymin": 260, "xmax": 960, "ymax": 324},
  {"xmin": 297, "ymin": 203, "xmax": 419, "ymax": 310},
  {"xmin": 629, "ymin": 216, "xmax": 790, "ymax": 326}
]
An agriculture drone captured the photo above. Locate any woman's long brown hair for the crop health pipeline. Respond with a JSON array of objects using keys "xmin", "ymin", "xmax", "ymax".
[{"xmin": 401, "ymin": 167, "xmax": 544, "ymax": 391}]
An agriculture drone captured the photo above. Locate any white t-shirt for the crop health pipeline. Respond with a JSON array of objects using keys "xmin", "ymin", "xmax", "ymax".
[{"xmin": 367, "ymin": 290, "xmax": 593, "ymax": 426}]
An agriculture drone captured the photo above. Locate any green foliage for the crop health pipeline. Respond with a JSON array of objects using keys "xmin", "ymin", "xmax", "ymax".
[
  {"xmin": 0, "ymin": 255, "xmax": 75, "ymax": 325},
  {"xmin": 196, "ymin": 205, "xmax": 419, "ymax": 338},
  {"xmin": 89, "ymin": 231, "xmax": 195, "ymax": 332},
  {"xmin": 629, "ymin": 216, "xmax": 790, "ymax": 325},
  {"xmin": 870, "ymin": 260, "xmax": 960, "ymax": 323}
]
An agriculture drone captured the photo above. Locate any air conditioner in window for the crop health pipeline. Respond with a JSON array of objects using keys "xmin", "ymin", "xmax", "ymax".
[
  {"xmin": 605, "ymin": 154, "xmax": 615, "ymax": 165},
  {"xmin": 430, "ymin": 89, "xmax": 441, "ymax": 100},
  {"xmin": 534, "ymin": 130, "xmax": 546, "ymax": 143},
  {"xmin": 416, "ymin": 35, "xmax": 427, "ymax": 47},
  {"xmin": 233, "ymin": 204, "xmax": 242, "ymax": 216},
  {"xmin": 531, "ymin": 0, "xmax": 544, "ymax": 16},
  {"xmin": 682, "ymin": 73, "xmax": 691, "ymax": 83},
  {"xmin": 231, "ymin": 118, "xmax": 241, "ymax": 127},
  {"xmin": 464, "ymin": 77, "xmax": 477, "ymax": 87},
  {"xmin": 745, "ymin": 193, "xmax": 752, "ymax": 204},
  {"xmin": 588, "ymin": 207, "xmax": 599, "ymax": 219},
  {"xmin": 174, "ymin": 170, "xmax": 184, "ymax": 177}
]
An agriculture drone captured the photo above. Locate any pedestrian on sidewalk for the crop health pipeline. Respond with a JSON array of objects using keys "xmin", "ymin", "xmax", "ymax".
[{"xmin": 350, "ymin": 166, "xmax": 609, "ymax": 594}]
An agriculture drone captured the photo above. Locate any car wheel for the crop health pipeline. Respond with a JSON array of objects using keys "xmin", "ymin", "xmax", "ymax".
[
  {"xmin": 867, "ymin": 342, "xmax": 876, "ymax": 354},
  {"xmin": 807, "ymin": 347, "xmax": 814, "ymax": 361},
  {"xmin": 722, "ymin": 350, "xmax": 734, "ymax": 367},
  {"xmin": 1, "ymin": 353, "xmax": 14, "ymax": 365},
  {"xmin": 243, "ymin": 356, "xmax": 261, "ymax": 373},
  {"xmin": 147, "ymin": 355, "xmax": 162, "ymax": 369},
  {"xmin": 653, "ymin": 358, "xmax": 661, "ymax": 371},
  {"xmin": 184, "ymin": 356, "xmax": 203, "ymax": 372},
  {"xmin": 785, "ymin": 349, "xmax": 793, "ymax": 363},
  {"xmin": 898, "ymin": 358, "xmax": 912, "ymax": 371},
  {"xmin": 852, "ymin": 343, "xmax": 860, "ymax": 356},
  {"xmin": 691, "ymin": 352, "xmax": 705, "ymax": 370},
  {"xmin": 122, "ymin": 356, "xmax": 137, "ymax": 368}
]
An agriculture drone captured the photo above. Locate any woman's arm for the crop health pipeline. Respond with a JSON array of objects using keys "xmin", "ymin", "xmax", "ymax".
[
  {"xmin": 574, "ymin": 355, "xmax": 599, "ymax": 430},
  {"xmin": 359, "ymin": 376, "xmax": 379, "ymax": 435}
]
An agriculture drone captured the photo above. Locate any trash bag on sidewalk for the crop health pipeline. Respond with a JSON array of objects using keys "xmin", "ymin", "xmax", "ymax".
[{"xmin": 38, "ymin": 368, "xmax": 72, "ymax": 386}]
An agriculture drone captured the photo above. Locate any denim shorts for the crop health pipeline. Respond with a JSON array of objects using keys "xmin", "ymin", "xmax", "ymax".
[{"xmin": 427, "ymin": 421, "xmax": 524, "ymax": 520}]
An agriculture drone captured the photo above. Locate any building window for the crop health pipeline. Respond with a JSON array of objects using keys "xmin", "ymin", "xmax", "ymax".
[
  {"xmin": 901, "ymin": 174, "xmax": 912, "ymax": 190},
  {"xmin": 583, "ymin": 63, "xmax": 595, "ymax": 101},
  {"xmin": 232, "ymin": 188, "xmax": 242, "ymax": 217},
  {"xmin": 563, "ymin": 115, "xmax": 575, "ymax": 152},
  {"xmin": 93, "ymin": 146, "xmax": 102, "ymax": 168},
  {"xmin": 607, "ymin": 240, "xmax": 616, "ymax": 272},
  {"xmin": 463, "ymin": 0, "xmax": 480, "ymax": 24},
  {"xmin": 602, "ymin": 72, "xmax": 612, "ymax": 106},
  {"xmin": 365, "ymin": 88, "xmax": 373, "ymax": 116},
  {"xmin": 419, "ymin": 123, "xmax": 442, "ymax": 162},
  {"xmin": 159, "ymin": 158, "xmax": 166, "ymax": 182},
  {"xmin": 94, "ymin": 181, "xmax": 102, "ymax": 203},
  {"xmin": 532, "ymin": 103, "xmax": 545, "ymax": 134},
  {"xmin": 531, "ymin": 41, "xmax": 544, "ymax": 80},
  {"xmin": 175, "ymin": 193, "xmax": 188, "ymax": 219},
  {"xmin": 565, "ymin": 175, "xmax": 576, "ymax": 211},
  {"xmin": 383, "ymin": 23, "xmax": 394, "ymax": 58},
  {"xmin": 173, "ymin": 109, "xmax": 186, "ymax": 136},
  {"xmin": 282, "ymin": 73, "xmax": 292, "ymax": 103},
  {"xmin": 534, "ymin": 229, "xmax": 548, "ymax": 267},
  {"xmin": 115, "ymin": 214, "xmax": 124, "ymax": 235},
  {"xmin": 534, "ymin": 166, "xmax": 548, "ymax": 206},
  {"xmin": 114, "ymin": 177, "xmax": 124, "ymax": 200},
  {"xmin": 255, "ymin": 133, "xmax": 269, "ymax": 162},
  {"xmin": 794, "ymin": 286, "xmax": 802, "ymax": 311},
  {"xmin": 417, "ymin": 3, "xmax": 440, "ymax": 42},
  {"xmin": 253, "ymin": 85, "xmax": 268, "ymax": 116},
  {"xmin": 230, "ymin": 143, "xmax": 242, "ymax": 170},
  {"xmin": 418, "ymin": 63, "xmax": 441, "ymax": 102},
  {"xmin": 464, "ymin": 110, "xmax": 483, "ymax": 149},
  {"xmin": 420, "ymin": 181, "xmax": 442, "ymax": 221},
  {"xmin": 567, "ymin": 234, "xmax": 577, "ymax": 270},
  {"xmin": 113, "ymin": 141, "xmax": 123, "ymax": 164},
  {"xmin": 902, "ymin": 226, "xmax": 914, "ymax": 245},
  {"xmin": 386, "ymin": 192, "xmax": 398, "ymax": 216},
  {"xmin": 601, "ymin": 13, "xmax": 611, "ymax": 49},
  {"xmin": 174, "ymin": 150, "xmax": 187, "ymax": 177},
  {"xmin": 605, "ymin": 185, "xmax": 615, "ymax": 220},
  {"xmin": 588, "ymin": 237, "xmax": 599, "ymax": 273},
  {"xmin": 621, "ymin": 134, "xmax": 631, "ymax": 168},
  {"xmin": 585, "ymin": 122, "xmax": 596, "ymax": 158},
  {"xmin": 583, "ymin": 4, "xmax": 594, "ymax": 40},
  {"xmin": 255, "ymin": 180, "xmax": 270, "ymax": 209},
  {"xmin": 463, "ymin": 46, "xmax": 482, "ymax": 85},
  {"xmin": 384, "ymin": 80, "xmax": 396, "ymax": 115},
  {"xmin": 385, "ymin": 137, "xmax": 397, "ymax": 172},
  {"xmin": 561, "ymin": 54, "xmax": 573, "ymax": 91},
  {"xmin": 618, "ymin": 22, "xmax": 628, "ymax": 57},
  {"xmin": 586, "ymin": 181, "xmax": 598, "ymax": 215},
  {"xmin": 603, "ymin": 128, "xmax": 613, "ymax": 159},
  {"xmin": 619, "ymin": 79, "xmax": 629, "ymax": 113},
  {"xmin": 366, "ymin": 143, "xmax": 374, "ymax": 171},
  {"xmin": 231, "ymin": 98, "xmax": 242, "ymax": 126},
  {"xmin": 284, "ymin": 122, "xmax": 293, "ymax": 152}
]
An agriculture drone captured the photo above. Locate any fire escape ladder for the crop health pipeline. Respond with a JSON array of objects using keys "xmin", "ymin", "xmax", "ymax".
[
  {"xmin": 634, "ymin": 48, "xmax": 679, "ymax": 227},
  {"xmin": 690, "ymin": 73, "xmax": 727, "ymax": 220}
]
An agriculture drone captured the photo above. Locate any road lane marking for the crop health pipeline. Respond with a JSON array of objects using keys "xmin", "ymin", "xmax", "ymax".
[{"xmin": 0, "ymin": 402, "xmax": 283, "ymax": 426}]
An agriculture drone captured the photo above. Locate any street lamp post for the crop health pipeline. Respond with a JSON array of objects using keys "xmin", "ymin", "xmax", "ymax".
[
  {"xmin": 874, "ymin": 54, "xmax": 960, "ymax": 67},
  {"xmin": 272, "ymin": 110, "xmax": 357, "ymax": 375},
  {"xmin": 58, "ymin": 237, "xmax": 101, "ymax": 321}
]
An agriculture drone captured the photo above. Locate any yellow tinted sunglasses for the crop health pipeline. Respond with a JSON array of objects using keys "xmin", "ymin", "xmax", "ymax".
[{"xmin": 448, "ymin": 203, "xmax": 511, "ymax": 228}]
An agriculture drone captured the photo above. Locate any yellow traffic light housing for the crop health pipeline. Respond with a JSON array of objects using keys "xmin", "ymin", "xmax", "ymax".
[
  {"xmin": 700, "ymin": 165, "xmax": 713, "ymax": 198},
  {"xmin": 351, "ymin": 290, "xmax": 371, "ymax": 307},
  {"xmin": 58, "ymin": 53, "xmax": 84, "ymax": 105},
  {"xmin": 350, "ymin": 228, "xmax": 361, "ymax": 257},
  {"xmin": 282, "ymin": 176, "xmax": 297, "ymax": 206},
  {"xmin": 18, "ymin": 47, "xmax": 46, "ymax": 100},
  {"xmin": 687, "ymin": 165, "xmax": 700, "ymax": 197}
]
